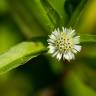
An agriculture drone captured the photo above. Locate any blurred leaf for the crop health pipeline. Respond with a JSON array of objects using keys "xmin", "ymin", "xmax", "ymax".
[
  {"xmin": 8, "ymin": 0, "xmax": 67, "ymax": 37},
  {"xmin": 69, "ymin": 0, "xmax": 96, "ymax": 34},
  {"xmin": 8, "ymin": 0, "xmax": 47, "ymax": 39},
  {"xmin": 64, "ymin": 71, "xmax": 96, "ymax": 96},
  {"xmin": 80, "ymin": 34, "xmax": 96, "ymax": 43},
  {"xmin": 10, "ymin": 0, "xmax": 55, "ymax": 33},
  {"xmin": 5, "ymin": 73, "xmax": 32, "ymax": 96},
  {"xmin": 25, "ymin": 0, "xmax": 55, "ymax": 32},
  {"xmin": 0, "ymin": 19, "xmax": 24, "ymax": 52},
  {"xmin": 78, "ymin": 0, "xmax": 96, "ymax": 34},
  {"xmin": 0, "ymin": 0, "xmax": 8, "ymax": 13},
  {"xmin": 68, "ymin": 0, "xmax": 87, "ymax": 27},
  {"xmin": 0, "ymin": 42, "xmax": 46, "ymax": 75},
  {"xmin": 47, "ymin": 0, "xmax": 68, "ymax": 26},
  {"xmin": 40, "ymin": 0, "xmax": 60, "ymax": 28}
]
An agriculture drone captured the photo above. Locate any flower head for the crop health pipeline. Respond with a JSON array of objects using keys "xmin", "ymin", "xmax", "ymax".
[{"xmin": 47, "ymin": 27, "xmax": 82, "ymax": 61}]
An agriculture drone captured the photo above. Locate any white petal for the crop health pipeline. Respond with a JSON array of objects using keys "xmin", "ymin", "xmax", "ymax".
[
  {"xmin": 63, "ymin": 53, "xmax": 70, "ymax": 61},
  {"xmin": 48, "ymin": 43, "xmax": 54, "ymax": 46},
  {"xmin": 49, "ymin": 34, "xmax": 56, "ymax": 40},
  {"xmin": 48, "ymin": 45, "xmax": 56, "ymax": 53},
  {"xmin": 52, "ymin": 51, "xmax": 58, "ymax": 57},
  {"xmin": 47, "ymin": 39, "xmax": 54, "ymax": 43},
  {"xmin": 48, "ymin": 48, "xmax": 55, "ymax": 54},
  {"xmin": 57, "ymin": 28, "xmax": 60, "ymax": 33},
  {"xmin": 68, "ymin": 52, "xmax": 75, "ymax": 60},
  {"xmin": 63, "ymin": 52, "xmax": 75, "ymax": 61},
  {"xmin": 62, "ymin": 27, "xmax": 66, "ymax": 33},
  {"xmin": 56, "ymin": 53, "xmax": 62, "ymax": 60},
  {"xmin": 68, "ymin": 29, "xmax": 75, "ymax": 37},
  {"xmin": 74, "ymin": 45, "xmax": 82, "ymax": 52},
  {"xmin": 72, "ymin": 49, "xmax": 77, "ymax": 53},
  {"xmin": 62, "ymin": 27, "xmax": 65, "ymax": 32},
  {"xmin": 52, "ymin": 30, "xmax": 59, "ymax": 36},
  {"xmin": 48, "ymin": 45, "xmax": 53, "ymax": 49},
  {"xmin": 73, "ymin": 36, "xmax": 80, "ymax": 44}
]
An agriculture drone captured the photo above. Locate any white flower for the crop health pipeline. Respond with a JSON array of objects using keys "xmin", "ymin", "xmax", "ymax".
[{"xmin": 47, "ymin": 27, "xmax": 82, "ymax": 61}]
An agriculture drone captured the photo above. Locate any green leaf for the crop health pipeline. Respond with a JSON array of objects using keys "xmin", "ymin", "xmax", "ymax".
[
  {"xmin": 80, "ymin": 34, "xmax": 96, "ymax": 43},
  {"xmin": 68, "ymin": 0, "xmax": 87, "ymax": 27},
  {"xmin": 0, "ymin": 0, "xmax": 8, "ymax": 13},
  {"xmin": 78, "ymin": 0, "xmax": 96, "ymax": 34},
  {"xmin": 8, "ymin": 0, "xmax": 47, "ymax": 39},
  {"xmin": 0, "ymin": 19, "xmax": 24, "ymax": 53},
  {"xmin": 0, "ymin": 42, "xmax": 46, "ymax": 75},
  {"xmin": 64, "ymin": 72, "xmax": 96, "ymax": 96},
  {"xmin": 22, "ymin": 0, "xmax": 55, "ymax": 32},
  {"xmin": 47, "ymin": 0, "xmax": 68, "ymax": 26}
]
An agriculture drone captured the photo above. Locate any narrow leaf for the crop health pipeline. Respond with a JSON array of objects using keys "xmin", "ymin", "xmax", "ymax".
[
  {"xmin": 0, "ymin": 42, "xmax": 46, "ymax": 75},
  {"xmin": 80, "ymin": 34, "xmax": 96, "ymax": 43}
]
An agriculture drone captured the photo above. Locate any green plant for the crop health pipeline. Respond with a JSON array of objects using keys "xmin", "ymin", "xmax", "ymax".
[{"xmin": 0, "ymin": 0, "xmax": 96, "ymax": 96}]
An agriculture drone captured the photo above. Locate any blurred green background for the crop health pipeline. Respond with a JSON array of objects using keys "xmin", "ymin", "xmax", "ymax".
[{"xmin": 0, "ymin": 0, "xmax": 96, "ymax": 96}]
